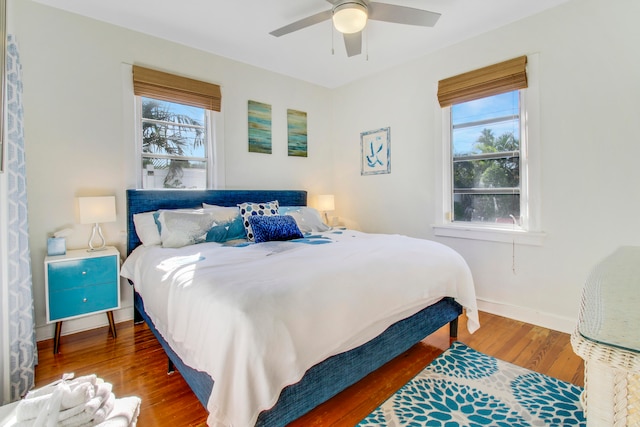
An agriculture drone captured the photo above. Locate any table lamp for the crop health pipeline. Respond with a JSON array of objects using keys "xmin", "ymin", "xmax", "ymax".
[
  {"xmin": 316, "ymin": 194, "xmax": 335, "ymax": 225},
  {"xmin": 78, "ymin": 196, "xmax": 116, "ymax": 251}
]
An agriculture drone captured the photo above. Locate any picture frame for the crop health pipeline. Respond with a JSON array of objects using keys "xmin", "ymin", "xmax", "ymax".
[
  {"xmin": 361, "ymin": 127, "xmax": 390, "ymax": 175},
  {"xmin": 248, "ymin": 100, "xmax": 272, "ymax": 154},
  {"xmin": 287, "ymin": 109, "xmax": 307, "ymax": 157}
]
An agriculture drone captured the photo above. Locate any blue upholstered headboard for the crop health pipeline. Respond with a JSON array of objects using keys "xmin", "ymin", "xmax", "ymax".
[{"xmin": 126, "ymin": 189, "xmax": 308, "ymax": 255}]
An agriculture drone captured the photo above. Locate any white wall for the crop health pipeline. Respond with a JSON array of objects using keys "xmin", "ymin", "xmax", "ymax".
[
  {"xmin": 12, "ymin": 0, "xmax": 334, "ymax": 340},
  {"xmin": 331, "ymin": 0, "xmax": 640, "ymax": 332}
]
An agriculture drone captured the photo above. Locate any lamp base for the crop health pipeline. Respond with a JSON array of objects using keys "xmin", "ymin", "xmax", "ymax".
[{"xmin": 87, "ymin": 223, "xmax": 107, "ymax": 252}]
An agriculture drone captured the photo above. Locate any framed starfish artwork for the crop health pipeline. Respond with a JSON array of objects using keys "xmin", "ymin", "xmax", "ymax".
[{"xmin": 361, "ymin": 127, "xmax": 390, "ymax": 176}]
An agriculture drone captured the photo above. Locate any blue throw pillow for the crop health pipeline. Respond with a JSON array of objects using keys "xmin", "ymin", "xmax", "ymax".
[
  {"xmin": 248, "ymin": 215, "xmax": 304, "ymax": 243},
  {"xmin": 205, "ymin": 215, "xmax": 247, "ymax": 243}
]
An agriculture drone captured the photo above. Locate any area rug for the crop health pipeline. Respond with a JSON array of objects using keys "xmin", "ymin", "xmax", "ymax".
[{"xmin": 358, "ymin": 341, "xmax": 586, "ymax": 426}]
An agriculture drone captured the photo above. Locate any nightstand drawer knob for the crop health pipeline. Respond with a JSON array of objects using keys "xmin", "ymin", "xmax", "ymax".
[
  {"xmin": 82, "ymin": 271, "xmax": 87, "ymax": 275},
  {"xmin": 83, "ymin": 298, "xmax": 88, "ymax": 303}
]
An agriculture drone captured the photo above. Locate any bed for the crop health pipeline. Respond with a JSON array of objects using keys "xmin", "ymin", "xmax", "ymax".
[{"xmin": 122, "ymin": 189, "xmax": 479, "ymax": 426}]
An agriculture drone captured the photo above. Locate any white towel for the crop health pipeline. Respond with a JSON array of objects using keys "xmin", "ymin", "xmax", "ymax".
[
  {"xmin": 13, "ymin": 375, "xmax": 139, "ymax": 427},
  {"xmin": 25, "ymin": 375, "xmax": 96, "ymax": 400},
  {"xmin": 93, "ymin": 382, "xmax": 112, "ymax": 403},
  {"xmin": 15, "ymin": 392, "xmax": 58, "ymax": 421},
  {"xmin": 57, "ymin": 395, "xmax": 102, "ymax": 427},
  {"xmin": 23, "ymin": 374, "xmax": 74, "ymax": 400},
  {"xmin": 91, "ymin": 393, "xmax": 116, "ymax": 425},
  {"xmin": 95, "ymin": 397, "xmax": 141, "ymax": 427},
  {"xmin": 16, "ymin": 376, "xmax": 98, "ymax": 422}
]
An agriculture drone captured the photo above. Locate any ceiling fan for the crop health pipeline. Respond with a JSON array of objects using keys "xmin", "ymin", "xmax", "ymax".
[{"xmin": 269, "ymin": 0, "xmax": 441, "ymax": 57}]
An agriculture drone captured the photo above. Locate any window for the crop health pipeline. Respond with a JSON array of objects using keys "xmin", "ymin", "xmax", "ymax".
[
  {"xmin": 434, "ymin": 55, "xmax": 544, "ymax": 244},
  {"xmin": 139, "ymin": 97, "xmax": 209, "ymax": 189},
  {"xmin": 451, "ymin": 90, "xmax": 521, "ymax": 224},
  {"xmin": 132, "ymin": 66, "xmax": 221, "ymax": 189}
]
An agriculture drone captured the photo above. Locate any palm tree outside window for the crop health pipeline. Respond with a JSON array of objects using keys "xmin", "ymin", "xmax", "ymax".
[
  {"xmin": 451, "ymin": 90, "xmax": 521, "ymax": 224},
  {"xmin": 140, "ymin": 97, "xmax": 209, "ymax": 189}
]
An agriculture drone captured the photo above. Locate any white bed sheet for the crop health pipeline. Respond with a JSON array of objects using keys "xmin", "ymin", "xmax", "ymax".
[{"xmin": 121, "ymin": 229, "xmax": 479, "ymax": 427}]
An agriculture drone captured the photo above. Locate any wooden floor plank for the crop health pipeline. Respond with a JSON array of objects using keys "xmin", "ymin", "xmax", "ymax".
[{"xmin": 33, "ymin": 311, "xmax": 584, "ymax": 426}]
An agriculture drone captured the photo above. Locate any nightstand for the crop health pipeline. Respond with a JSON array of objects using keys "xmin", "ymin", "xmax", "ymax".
[{"xmin": 45, "ymin": 246, "xmax": 121, "ymax": 354}]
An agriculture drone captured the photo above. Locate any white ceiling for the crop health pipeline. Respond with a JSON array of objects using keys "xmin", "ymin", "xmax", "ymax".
[{"xmin": 33, "ymin": 0, "xmax": 570, "ymax": 88}]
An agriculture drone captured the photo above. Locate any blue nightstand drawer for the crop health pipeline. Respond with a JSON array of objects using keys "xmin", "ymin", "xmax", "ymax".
[
  {"xmin": 49, "ymin": 282, "xmax": 118, "ymax": 321},
  {"xmin": 47, "ymin": 256, "xmax": 116, "ymax": 292}
]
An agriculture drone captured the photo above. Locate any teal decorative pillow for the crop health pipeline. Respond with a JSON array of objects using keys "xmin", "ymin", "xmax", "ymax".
[
  {"xmin": 237, "ymin": 201, "xmax": 280, "ymax": 241},
  {"xmin": 248, "ymin": 215, "xmax": 304, "ymax": 243},
  {"xmin": 205, "ymin": 214, "xmax": 247, "ymax": 243}
]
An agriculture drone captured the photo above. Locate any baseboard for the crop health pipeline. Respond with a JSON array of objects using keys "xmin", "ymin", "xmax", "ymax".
[
  {"xmin": 476, "ymin": 298, "xmax": 577, "ymax": 334},
  {"xmin": 35, "ymin": 305, "xmax": 134, "ymax": 342}
]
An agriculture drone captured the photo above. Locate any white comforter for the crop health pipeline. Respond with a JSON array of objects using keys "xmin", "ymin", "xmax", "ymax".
[{"xmin": 121, "ymin": 229, "xmax": 479, "ymax": 427}]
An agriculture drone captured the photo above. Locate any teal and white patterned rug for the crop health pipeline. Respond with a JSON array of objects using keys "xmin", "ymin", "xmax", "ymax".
[{"xmin": 358, "ymin": 341, "xmax": 586, "ymax": 426}]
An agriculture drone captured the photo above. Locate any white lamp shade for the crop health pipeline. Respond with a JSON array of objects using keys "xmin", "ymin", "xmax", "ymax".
[
  {"xmin": 332, "ymin": 3, "xmax": 368, "ymax": 34},
  {"xmin": 317, "ymin": 194, "xmax": 335, "ymax": 212},
  {"xmin": 78, "ymin": 196, "xmax": 117, "ymax": 224}
]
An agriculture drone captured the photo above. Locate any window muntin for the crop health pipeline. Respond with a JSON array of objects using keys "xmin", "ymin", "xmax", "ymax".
[
  {"xmin": 451, "ymin": 90, "xmax": 521, "ymax": 224},
  {"xmin": 140, "ymin": 97, "xmax": 209, "ymax": 189}
]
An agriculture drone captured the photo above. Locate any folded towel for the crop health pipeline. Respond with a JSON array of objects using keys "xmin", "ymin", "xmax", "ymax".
[
  {"xmin": 13, "ymin": 375, "xmax": 138, "ymax": 427},
  {"xmin": 95, "ymin": 397, "xmax": 141, "ymax": 427},
  {"xmin": 91, "ymin": 393, "xmax": 116, "ymax": 425},
  {"xmin": 16, "ymin": 392, "xmax": 58, "ymax": 421},
  {"xmin": 25, "ymin": 375, "xmax": 96, "ymax": 400},
  {"xmin": 61, "ymin": 382, "xmax": 95, "ymax": 410},
  {"xmin": 93, "ymin": 381, "xmax": 112, "ymax": 403},
  {"xmin": 17, "ymin": 377, "xmax": 99, "ymax": 422},
  {"xmin": 23, "ymin": 374, "xmax": 75, "ymax": 400},
  {"xmin": 24, "ymin": 383, "xmax": 65, "ymax": 427},
  {"xmin": 57, "ymin": 395, "xmax": 103, "ymax": 427}
]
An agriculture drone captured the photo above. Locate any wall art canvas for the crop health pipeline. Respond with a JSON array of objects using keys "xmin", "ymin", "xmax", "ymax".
[
  {"xmin": 361, "ymin": 127, "xmax": 390, "ymax": 175},
  {"xmin": 248, "ymin": 100, "xmax": 272, "ymax": 154},
  {"xmin": 287, "ymin": 109, "xmax": 307, "ymax": 157}
]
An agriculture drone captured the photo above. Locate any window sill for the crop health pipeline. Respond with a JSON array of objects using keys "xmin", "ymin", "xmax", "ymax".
[{"xmin": 432, "ymin": 223, "xmax": 546, "ymax": 246}]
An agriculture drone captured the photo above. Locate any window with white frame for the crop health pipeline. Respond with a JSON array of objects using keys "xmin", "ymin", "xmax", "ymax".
[
  {"xmin": 435, "ymin": 55, "xmax": 543, "ymax": 244},
  {"xmin": 138, "ymin": 97, "xmax": 210, "ymax": 189},
  {"xmin": 450, "ymin": 90, "xmax": 522, "ymax": 224},
  {"xmin": 132, "ymin": 66, "xmax": 221, "ymax": 189}
]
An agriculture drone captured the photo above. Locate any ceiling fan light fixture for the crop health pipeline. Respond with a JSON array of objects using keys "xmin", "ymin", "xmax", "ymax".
[{"xmin": 332, "ymin": 2, "xmax": 368, "ymax": 34}]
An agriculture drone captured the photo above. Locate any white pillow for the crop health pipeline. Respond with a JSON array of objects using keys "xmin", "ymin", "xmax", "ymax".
[
  {"xmin": 279, "ymin": 206, "xmax": 331, "ymax": 233},
  {"xmin": 133, "ymin": 211, "xmax": 161, "ymax": 247},
  {"xmin": 158, "ymin": 210, "xmax": 217, "ymax": 248},
  {"xmin": 202, "ymin": 203, "xmax": 242, "ymax": 222}
]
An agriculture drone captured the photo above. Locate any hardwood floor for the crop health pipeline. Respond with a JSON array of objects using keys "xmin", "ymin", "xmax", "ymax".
[{"xmin": 34, "ymin": 311, "xmax": 584, "ymax": 426}]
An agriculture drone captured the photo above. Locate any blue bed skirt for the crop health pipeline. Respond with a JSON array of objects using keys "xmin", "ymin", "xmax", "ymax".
[
  {"xmin": 126, "ymin": 189, "xmax": 462, "ymax": 426},
  {"xmin": 133, "ymin": 292, "xmax": 461, "ymax": 426}
]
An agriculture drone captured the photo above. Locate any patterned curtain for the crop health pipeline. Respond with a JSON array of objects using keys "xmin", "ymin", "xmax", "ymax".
[{"xmin": 5, "ymin": 34, "xmax": 37, "ymax": 401}]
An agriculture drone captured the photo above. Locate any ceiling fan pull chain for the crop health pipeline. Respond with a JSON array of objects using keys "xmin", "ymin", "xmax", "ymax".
[
  {"xmin": 366, "ymin": 27, "xmax": 369, "ymax": 61},
  {"xmin": 331, "ymin": 21, "xmax": 335, "ymax": 55}
]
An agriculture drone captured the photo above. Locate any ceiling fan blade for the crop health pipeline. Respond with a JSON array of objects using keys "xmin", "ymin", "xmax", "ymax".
[
  {"xmin": 270, "ymin": 9, "xmax": 332, "ymax": 37},
  {"xmin": 369, "ymin": 2, "xmax": 441, "ymax": 27},
  {"xmin": 343, "ymin": 32, "xmax": 362, "ymax": 57}
]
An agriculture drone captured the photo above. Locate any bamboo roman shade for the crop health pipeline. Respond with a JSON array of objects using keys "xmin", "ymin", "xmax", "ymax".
[
  {"xmin": 437, "ymin": 55, "xmax": 528, "ymax": 107},
  {"xmin": 132, "ymin": 65, "xmax": 221, "ymax": 111}
]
